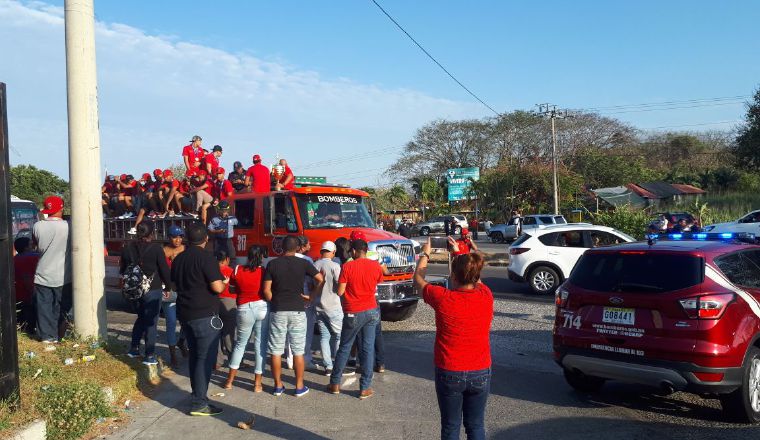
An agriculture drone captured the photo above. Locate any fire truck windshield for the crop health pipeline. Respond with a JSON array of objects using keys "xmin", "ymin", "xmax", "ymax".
[{"xmin": 296, "ymin": 194, "xmax": 374, "ymax": 229}]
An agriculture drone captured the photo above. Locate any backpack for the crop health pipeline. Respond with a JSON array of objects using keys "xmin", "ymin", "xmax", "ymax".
[{"xmin": 121, "ymin": 243, "xmax": 155, "ymax": 301}]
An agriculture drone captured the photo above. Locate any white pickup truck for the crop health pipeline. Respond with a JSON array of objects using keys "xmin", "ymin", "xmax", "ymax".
[
  {"xmin": 703, "ymin": 210, "xmax": 760, "ymax": 235},
  {"xmin": 487, "ymin": 214, "xmax": 567, "ymax": 243}
]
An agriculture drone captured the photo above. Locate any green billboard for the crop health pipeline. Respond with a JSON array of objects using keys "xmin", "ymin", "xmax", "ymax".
[{"xmin": 446, "ymin": 167, "xmax": 479, "ymax": 201}]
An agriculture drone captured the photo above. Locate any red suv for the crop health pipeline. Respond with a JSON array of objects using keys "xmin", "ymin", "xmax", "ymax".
[{"xmin": 553, "ymin": 233, "xmax": 760, "ymax": 422}]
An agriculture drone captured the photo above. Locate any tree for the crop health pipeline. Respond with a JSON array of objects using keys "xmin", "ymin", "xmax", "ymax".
[
  {"xmin": 735, "ymin": 88, "xmax": 760, "ymax": 170},
  {"xmin": 10, "ymin": 165, "xmax": 69, "ymax": 206},
  {"xmin": 384, "ymin": 185, "xmax": 409, "ymax": 209}
]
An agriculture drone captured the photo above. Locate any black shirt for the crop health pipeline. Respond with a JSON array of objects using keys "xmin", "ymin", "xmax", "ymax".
[
  {"xmin": 264, "ymin": 255, "xmax": 319, "ymax": 312},
  {"xmin": 172, "ymin": 245, "xmax": 224, "ymax": 322},
  {"xmin": 120, "ymin": 241, "xmax": 172, "ymax": 292},
  {"xmin": 228, "ymin": 171, "xmax": 246, "ymax": 191}
]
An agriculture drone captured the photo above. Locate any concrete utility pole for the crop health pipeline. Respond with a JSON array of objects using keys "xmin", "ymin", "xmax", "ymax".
[
  {"xmin": 536, "ymin": 104, "xmax": 571, "ymax": 215},
  {"xmin": 65, "ymin": 0, "xmax": 107, "ymax": 339}
]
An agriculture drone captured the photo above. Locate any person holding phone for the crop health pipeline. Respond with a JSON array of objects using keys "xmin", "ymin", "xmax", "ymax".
[{"xmin": 414, "ymin": 237, "xmax": 494, "ymax": 439}]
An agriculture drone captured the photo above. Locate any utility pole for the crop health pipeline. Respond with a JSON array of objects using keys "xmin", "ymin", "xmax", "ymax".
[
  {"xmin": 65, "ymin": 0, "xmax": 107, "ymax": 339},
  {"xmin": 536, "ymin": 104, "xmax": 570, "ymax": 215}
]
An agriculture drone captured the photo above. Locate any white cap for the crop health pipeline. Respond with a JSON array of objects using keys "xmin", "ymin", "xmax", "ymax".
[{"xmin": 320, "ymin": 241, "xmax": 337, "ymax": 252}]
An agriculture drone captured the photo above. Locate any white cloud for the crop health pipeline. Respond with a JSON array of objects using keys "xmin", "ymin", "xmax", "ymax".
[{"xmin": 0, "ymin": 0, "xmax": 485, "ymax": 185}]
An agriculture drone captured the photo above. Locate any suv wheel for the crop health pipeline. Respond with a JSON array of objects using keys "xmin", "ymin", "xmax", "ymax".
[
  {"xmin": 720, "ymin": 346, "xmax": 760, "ymax": 423},
  {"xmin": 420, "ymin": 227, "xmax": 430, "ymax": 236},
  {"xmin": 453, "ymin": 226, "xmax": 462, "ymax": 235},
  {"xmin": 563, "ymin": 368, "xmax": 605, "ymax": 393},
  {"xmin": 529, "ymin": 266, "xmax": 560, "ymax": 295},
  {"xmin": 490, "ymin": 232, "xmax": 504, "ymax": 243}
]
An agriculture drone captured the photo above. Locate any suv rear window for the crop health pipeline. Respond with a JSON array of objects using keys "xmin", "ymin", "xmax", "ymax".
[
  {"xmin": 512, "ymin": 234, "xmax": 531, "ymax": 246},
  {"xmin": 570, "ymin": 253, "xmax": 704, "ymax": 292},
  {"xmin": 714, "ymin": 250, "xmax": 760, "ymax": 288}
]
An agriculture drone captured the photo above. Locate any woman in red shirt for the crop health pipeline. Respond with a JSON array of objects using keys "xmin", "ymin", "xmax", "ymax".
[
  {"xmin": 414, "ymin": 237, "xmax": 494, "ymax": 440},
  {"xmin": 224, "ymin": 245, "xmax": 269, "ymax": 392}
]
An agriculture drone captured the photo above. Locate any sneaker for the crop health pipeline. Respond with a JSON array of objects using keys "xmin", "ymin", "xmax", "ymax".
[
  {"xmin": 190, "ymin": 405, "xmax": 223, "ymax": 417},
  {"xmin": 147, "ymin": 211, "xmax": 157, "ymax": 219},
  {"xmin": 157, "ymin": 212, "xmax": 167, "ymax": 219},
  {"xmin": 142, "ymin": 355, "xmax": 158, "ymax": 366},
  {"xmin": 167, "ymin": 212, "xmax": 176, "ymax": 218},
  {"xmin": 41, "ymin": 339, "xmax": 58, "ymax": 344},
  {"xmin": 324, "ymin": 368, "xmax": 333, "ymax": 377},
  {"xmin": 273, "ymin": 386, "xmax": 285, "ymax": 396},
  {"xmin": 295, "ymin": 386, "xmax": 309, "ymax": 397},
  {"xmin": 125, "ymin": 212, "xmax": 135, "ymax": 219},
  {"xmin": 126, "ymin": 349, "xmax": 140, "ymax": 358},
  {"xmin": 359, "ymin": 389, "xmax": 375, "ymax": 400},
  {"xmin": 189, "ymin": 213, "xmax": 199, "ymax": 219},
  {"xmin": 127, "ymin": 227, "xmax": 137, "ymax": 235},
  {"xmin": 342, "ymin": 368, "xmax": 356, "ymax": 377},
  {"xmin": 374, "ymin": 364, "xmax": 386, "ymax": 373},
  {"xmin": 305, "ymin": 361, "xmax": 318, "ymax": 371}
]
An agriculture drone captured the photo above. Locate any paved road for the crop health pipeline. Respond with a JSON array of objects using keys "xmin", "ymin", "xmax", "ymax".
[{"xmin": 104, "ymin": 272, "xmax": 760, "ymax": 439}]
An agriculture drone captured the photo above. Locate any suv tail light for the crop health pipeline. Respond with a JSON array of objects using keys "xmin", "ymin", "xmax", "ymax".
[
  {"xmin": 678, "ymin": 293, "xmax": 735, "ymax": 319},
  {"xmin": 555, "ymin": 284, "xmax": 570, "ymax": 308},
  {"xmin": 510, "ymin": 247, "xmax": 530, "ymax": 255}
]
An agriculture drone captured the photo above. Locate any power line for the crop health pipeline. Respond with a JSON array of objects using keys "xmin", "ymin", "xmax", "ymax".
[
  {"xmin": 642, "ymin": 120, "xmax": 741, "ymax": 130},
  {"xmin": 576, "ymin": 95, "xmax": 749, "ymax": 112},
  {"xmin": 370, "ymin": 0, "xmax": 499, "ymax": 116}
]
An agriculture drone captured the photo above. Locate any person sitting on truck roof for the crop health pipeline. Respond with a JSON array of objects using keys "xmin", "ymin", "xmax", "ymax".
[
  {"xmin": 275, "ymin": 158, "xmax": 295, "ymax": 191},
  {"xmin": 102, "ymin": 175, "xmax": 117, "ymax": 217},
  {"xmin": 191, "ymin": 170, "xmax": 214, "ymax": 224},
  {"xmin": 211, "ymin": 167, "xmax": 234, "ymax": 203},
  {"xmin": 228, "ymin": 161, "xmax": 247, "ymax": 192},
  {"xmin": 159, "ymin": 170, "xmax": 180, "ymax": 218},
  {"xmin": 245, "ymin": 154, "xmax": 270, "ymax": 193},
  {"xmin": 182, "ymin": 135, "xmax": 204, "ymax": 175}
]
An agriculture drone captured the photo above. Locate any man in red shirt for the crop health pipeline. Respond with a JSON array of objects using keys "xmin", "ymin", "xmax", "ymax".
[
  {"xmin": 451, "ymin": 228, "xmax": 479, "ymax": 256},
  {"xmin": 182, "ymin": 135, "xmax": 204, "ymax": 174},
  {"xmin": 204, "ymin": 145, "xmax": 223, "ymax": 176},
  {"xmin": 211, "ymin": 167, "xmax": 234, "ymax": 203},
  {"xmin": 101, "ymin": 175, "xmax": 117, "ymax": 217},
  {"xmin": 14, "ymin": 237, "xmax": 39, "ymax": 334},
  {"xmin": 245, "ymin": 154, "xmax": 271, "ymax": 193},
  {"xmin": 161, "ymin": 169, "xmax": 182, "ymax": 217},
  {"xmin": 275, "ymin": 158, "xmax": 295, "ymax": 191},
  {"xmin": 190, "ymin": 170, "xmax": 213, "ymax": 223},
  {"xmin": 327, "ymin": 239, "xmax": 386, "ymax": 399}
]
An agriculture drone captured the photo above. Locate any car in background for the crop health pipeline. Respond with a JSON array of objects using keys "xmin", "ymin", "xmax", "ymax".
[
  {"xmin": 487, "ymin": 214, "xmax": 567, "ymax": 243},
  {"xmin": 703, "ymin": 210, "xmax": 760, "ymax": 235},
  {"xmin": 414, "ymin": 214, "xmax": 468, "ymax": 236},
  {"xmin": 507, "ymin": 224, "xmax": 634, "ymax": 295},
  {"xmin": 553, "ymin": 232, "xmax": 760, "ymax": 423},
  {"xmin": 11, "ymin": 195, "xmax": 39, "ymax": 241},
  {"xmin": 651, "ymin": 211, "xmax": 699, "ymax": 232}
]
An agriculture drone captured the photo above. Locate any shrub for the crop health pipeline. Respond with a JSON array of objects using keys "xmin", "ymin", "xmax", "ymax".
[
  {"xmin": 590, "ymin": 206, "xmax": 653, "ymax": 239},
  {"xmin": 36, "ymin": 382, "xmax": 113, "ymax": 440}
]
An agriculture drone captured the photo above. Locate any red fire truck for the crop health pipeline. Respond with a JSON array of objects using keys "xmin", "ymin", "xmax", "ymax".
[{"xmin": 104, "ymin": 183, "xmax": 446, "ymax": 321}]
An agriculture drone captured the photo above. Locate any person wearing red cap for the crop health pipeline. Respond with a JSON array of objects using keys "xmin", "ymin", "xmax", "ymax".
[
  {"xmin": 33, "ymin": 195, "xmax": 72, "ymax": 343},
  {"xmin": 182, "ymin": 135, "xmax": 204, "ymax": 174},
  {"xmin": 451, "ymin": 228, "xmax": 478, "ymax": 256},
  {"xmin": 245, "ymin": 154, "xmax": 270, "ymax": 193},
  {"xmin": 161, "ymin": 169, "xmax": 182, "ymax": 217},
  {"xmin": 211, "ymin": 167, "xmax": 234, "ymax": 203},
  {"xmin": 190, "ymin": 170, "xmax": 213, "ymax": 224},
  {"xmin": 275, "ymin": 158, "xmax": 295, "ymax": 191},
  {"xmin": 101, "ymin": 175, "xmax": 118, "ymax": 217}
]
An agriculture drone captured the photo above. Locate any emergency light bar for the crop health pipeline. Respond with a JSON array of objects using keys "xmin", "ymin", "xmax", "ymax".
[{"xmin": 647, "ymin": 232, "xmax": 757, "ymax": 245}]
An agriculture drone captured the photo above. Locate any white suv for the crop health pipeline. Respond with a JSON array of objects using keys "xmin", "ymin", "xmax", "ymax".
[{"xmin": 507, "ymin": 224, "xmax": 635, "ymax": 295}]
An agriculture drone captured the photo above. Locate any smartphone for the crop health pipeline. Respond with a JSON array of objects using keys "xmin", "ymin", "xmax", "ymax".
[{"xmin": 430, "ymin": 236, "xmax": 449, "ymax": 249}]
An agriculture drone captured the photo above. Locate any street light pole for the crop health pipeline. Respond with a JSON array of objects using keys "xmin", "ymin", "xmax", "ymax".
[{"xmin": 65, "ymin": 0, "xmax": 107, "ymax": 339}]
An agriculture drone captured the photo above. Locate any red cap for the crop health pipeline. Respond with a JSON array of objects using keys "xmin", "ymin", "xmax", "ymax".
[
  {"xmin": 349, "ymin": 230, "xmax": 367, "ymax": 242},
  {"xmin": 40, "ymin": 195, "xmax": 64, "ymax": 215},
  {"xmin": 153, "ymin": 168, "xmax": 162, "ymax": 177},
  {"xmin": 253, "ymin": 154, "xmax": 262, "ymax": 162},
  {"xmin": 120, "ymin": 173, "xmax": 127, "ymax": 181},
  {"xmin": 461, "ymin": 228, "xmax": 469, "ymax": 236},
  {"xmin": 216, "ymin": 167, "xmax": 225, "ymax": 175},
  {"xmin": 185, "ymin": 168, "xmax": 197, "ymax": 177},
  {"xmin": 195, "ymin": 170, "xmax": 207, "ymax": 179},
  {"xmin": 141, "ymin": 173, "xmax": 151, "ymax": 181},
  {"xmin": 163, "ymin": 169, "xmax": 173, "ymax": 177}
]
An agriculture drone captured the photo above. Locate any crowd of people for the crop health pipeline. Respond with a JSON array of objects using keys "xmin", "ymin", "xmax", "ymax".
[{"xmin": 101, "ymin": 135, "xmax": 296, "ymax": 232}]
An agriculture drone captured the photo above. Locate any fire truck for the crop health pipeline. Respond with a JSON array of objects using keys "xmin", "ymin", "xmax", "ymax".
[{"xmin": 104, "ymin": 183, "xmax": 446, "ymax": 321}]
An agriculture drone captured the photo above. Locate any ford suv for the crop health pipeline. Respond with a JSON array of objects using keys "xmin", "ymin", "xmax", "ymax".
[{"xmin": 553, "ymin": 232, "xmax": 760, "ymax": 422}]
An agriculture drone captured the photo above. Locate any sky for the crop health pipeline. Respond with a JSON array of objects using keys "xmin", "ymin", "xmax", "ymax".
[{"xmin": 1, "ymin": 0, "xmax": 758, "ymax": 187}]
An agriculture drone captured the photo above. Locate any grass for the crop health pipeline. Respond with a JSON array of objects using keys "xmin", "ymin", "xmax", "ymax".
[{"xmin": 0, "ymin": 332, "xmax": 148, "ymax": 440}]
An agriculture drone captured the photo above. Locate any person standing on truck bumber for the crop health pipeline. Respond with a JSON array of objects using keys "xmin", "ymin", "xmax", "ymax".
[
  {"xmin": 245, "ymin": 154, "xmax": 270, "ymax": 193},
  {"xmin": 33, "ymin": 195, "xmax": 72, "ymax": 343},
  {"xmin": 275, "ymin": 158, "xmax": 295, "ymax": 190},
  {"xmin": 211, "ymin": 167, "xmax": 234, "ymax": 204},
  {"xmin": 263, "ymin": 235, "xmax": 324, "ymax": 398},
  {"xmin": 182, "ymin": 135, "xmax": 204, "ymax": 174},
  {"xmin": 172, "ymin": 223, "xmax": 226, "ymax": 417},
  {"xmin": 207, "ymin": 201, "xmax": 238, "ymax": 258}
]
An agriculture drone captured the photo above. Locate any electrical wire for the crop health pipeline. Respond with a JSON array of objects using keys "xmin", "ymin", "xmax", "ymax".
[{"xmin": 370, "ymin": 0, "xmax": 500, "ymax": 116}]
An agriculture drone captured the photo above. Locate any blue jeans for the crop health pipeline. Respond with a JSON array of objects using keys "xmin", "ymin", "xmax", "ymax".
[
  {"xmin": 228, "ymin": 300, "xmax": 269, "ymax": 374},
  {"xmin": 183, "ymin": 316, "xmax": 222, "ymax": 411},
  {"xmin": 304, "ymin": 305, "xmax": 317, "ymax": 364},
  {"xmin": 435, "ymin": 367, "xmax": 491, "ymax": 440},
  {"xmin": 130, "ymin": 289, "xmax": 163, "ymax": 356},
  {"xmin": 315, "ymin": 308, "xmax": 343, "ymax": 369},
  {"xmin": 162, "ymin": 300, "xmax": 178, "ymax": 346},
  {"xmin": 329, "ymin": 308, "xmax": 380, "ymax": 390}
]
